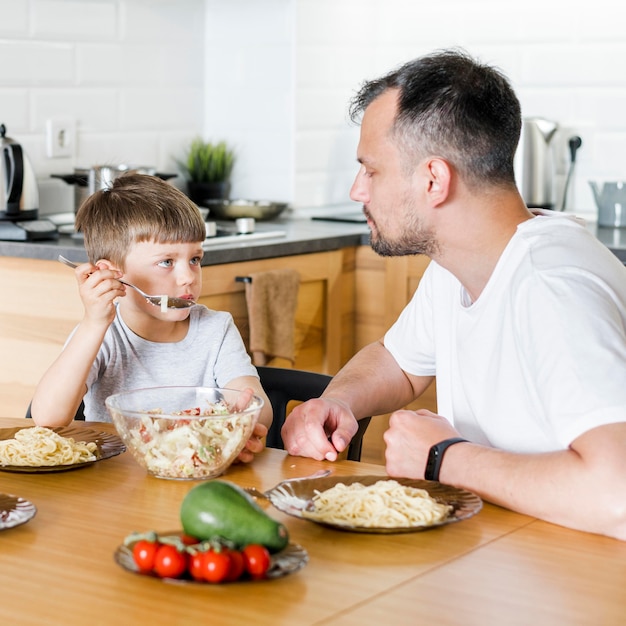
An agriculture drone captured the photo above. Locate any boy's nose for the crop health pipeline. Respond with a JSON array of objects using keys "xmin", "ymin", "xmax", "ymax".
[{"xmin": 177, "ymin": 265, "xmax": 196, "ymax": 286}]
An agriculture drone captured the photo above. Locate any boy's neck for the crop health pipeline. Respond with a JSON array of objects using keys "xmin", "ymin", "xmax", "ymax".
[{"xmin": 117, "ymin": 304, "xmax": 191, "ymax": 343}]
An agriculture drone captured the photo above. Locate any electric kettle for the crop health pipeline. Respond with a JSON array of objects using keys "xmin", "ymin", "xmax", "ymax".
[
  {"xmin": 514, "ymin": 118, "xmax": 559, "ymax": 210},
  {"xmin": 1, "ymin": 123, "xmax": 39, "ymax": 221}
]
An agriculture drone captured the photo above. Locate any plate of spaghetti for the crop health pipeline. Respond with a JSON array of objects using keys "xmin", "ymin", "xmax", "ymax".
[
  {"xmin": 264, "ymin": 475, "xmax": 482, "ymax": 533},
  {"xmin": 0, "ymin": 425, "xmax": 125, "ymax": 473}
]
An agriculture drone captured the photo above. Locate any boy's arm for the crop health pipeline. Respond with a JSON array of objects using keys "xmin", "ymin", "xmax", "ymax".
[
  {"xmin": 226, "ymin": 375, "xmax": 272, "ymax": 429},
  {"xmin": 31, "ymin": 262, "xmax": 125, "ymax": 427},
  {"xmin": 30, "ymin": 320, "xmax": 109, "ymax": 426}
]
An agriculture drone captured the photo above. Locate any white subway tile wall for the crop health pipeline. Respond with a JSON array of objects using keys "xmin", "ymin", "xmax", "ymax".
[
  {"xmin": 1, "ymin": 0, "xmax": 625, "ymax": 215},
  {"xmin": 0, "ymin": 0, "xmax": 205, "ymax": 213},
  {"xmin": 293, "ymin": 0, "xmax": 626, "ymax": 214}
]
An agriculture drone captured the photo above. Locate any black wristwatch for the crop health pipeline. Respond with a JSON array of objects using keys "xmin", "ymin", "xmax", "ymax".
[{"xmin": 424, "ymin": 437, "xmax": 468, "ymax": 481}]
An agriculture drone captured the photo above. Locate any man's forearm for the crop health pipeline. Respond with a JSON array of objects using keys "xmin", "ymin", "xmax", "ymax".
[{"xmin": 321, "ymin": 340, "xmax": 431, "ymax": 419}]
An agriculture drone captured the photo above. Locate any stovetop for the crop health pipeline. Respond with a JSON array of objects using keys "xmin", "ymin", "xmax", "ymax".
[
  {"xmin": 202, "ymin": 227, "xmax": 286, "ymax": 247},
  {"xmin": 45, "ymin": 213, "xmax": 286, "ymax": 247}
]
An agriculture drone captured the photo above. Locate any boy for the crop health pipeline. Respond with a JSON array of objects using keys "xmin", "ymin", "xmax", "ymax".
[{"xmin": 31, "ymin": 173, "xmax": 271, "ymax": 463}]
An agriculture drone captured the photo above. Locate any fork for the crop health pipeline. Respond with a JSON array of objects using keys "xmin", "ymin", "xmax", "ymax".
[
  {"xmin": 244, "ymin": 469, "xmax": 332, "ymax": 500},
  {"xmin": 58, "ymin": 255, "xmax": 196, "ymax": 310}
]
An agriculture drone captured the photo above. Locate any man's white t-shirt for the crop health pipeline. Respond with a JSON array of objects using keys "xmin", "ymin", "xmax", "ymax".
[{"xmin": 384, "ymin": 213, "xmax": 626, "ymax": 453}]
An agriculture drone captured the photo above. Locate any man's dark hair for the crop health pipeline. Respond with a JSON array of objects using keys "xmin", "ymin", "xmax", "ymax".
[{"xmin": 349, "ymin": 49, "xmax": 521, "ymax": 187}]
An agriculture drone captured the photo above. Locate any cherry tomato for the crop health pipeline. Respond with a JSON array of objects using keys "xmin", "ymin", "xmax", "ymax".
[
  {"xmin": 153, "ymin": 544, "xmax": 188, "ymax": 579},
  {"xmin": 132, "ymin": 539, "xmax": 160, "ymax": 573},
  {"xmin": 189, "ymin": 551, "xmax": 207, "ymax": 581},
  {"xmin": 180, "ymin": 534, "xmax": 200, "ymax": 547},
  {"xmin": 242, "ymin": 544, "xmax": 271, "ymax": 579},
  {"xmin": 201, "ymin": 549, "xmax": 231, "ymax": 583},
  {"xmin": 225, "ymin": 548, "xmax": 246, "ymax": 582}
]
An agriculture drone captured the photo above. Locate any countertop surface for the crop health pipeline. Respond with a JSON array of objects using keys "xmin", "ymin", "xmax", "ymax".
[
  {"xmin": 0, "ymin": 212, "xmax": 371, "ymax": 266},
  {"xmin": 1, "ymin": 209, "xmax": 625, "ymax": 265}
]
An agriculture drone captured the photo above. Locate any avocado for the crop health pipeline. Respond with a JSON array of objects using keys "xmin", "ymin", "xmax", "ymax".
[{"xmin": 180, "ymin": 480, "xmax": 289, "ymax": 553}]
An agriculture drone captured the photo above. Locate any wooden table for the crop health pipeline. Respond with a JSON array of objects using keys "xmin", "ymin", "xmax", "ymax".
[{"xmin": 1, "ymin": 418, "xmax": 625, "ymax": 625}]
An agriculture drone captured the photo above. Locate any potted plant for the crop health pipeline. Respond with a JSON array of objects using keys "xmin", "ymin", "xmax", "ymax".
[{"xmin": 179, "ymin": 138, "xmax": 235, "ymax": 206}]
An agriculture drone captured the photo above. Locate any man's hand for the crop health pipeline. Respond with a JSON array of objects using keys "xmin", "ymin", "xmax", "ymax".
[
  {"xmin": 384, "ymin": 409, "xmax": 460, "ymax": 478},
  {"xmin": 281, "ymin": 397, "xmax": 359, "ymax": 461}
]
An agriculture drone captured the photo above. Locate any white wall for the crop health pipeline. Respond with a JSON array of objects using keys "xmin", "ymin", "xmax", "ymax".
[
  {"xmin": 2, "ymin": 0, "xmax": 626, "ymax": 217},
  {"xmin": 0, "ymin": 0, "xmax": 205, "ymax": 213},
  {"xmin": 292, "ymin": 0, "xmax": 626, "ymax": 215},
  {"xmin": 203, "ymin": 0, "xmax": 296, "ymax": 204}
]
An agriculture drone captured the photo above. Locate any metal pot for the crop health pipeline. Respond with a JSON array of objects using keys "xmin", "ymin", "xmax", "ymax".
[{"xmin": 52, "ymin": 166, "xmax": 177, "ymax": 213}]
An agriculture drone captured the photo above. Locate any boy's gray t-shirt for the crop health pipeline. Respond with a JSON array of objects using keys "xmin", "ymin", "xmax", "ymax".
[{"xmin": 80, "ymin": 304, "xmax": 257, "ymax": 422}]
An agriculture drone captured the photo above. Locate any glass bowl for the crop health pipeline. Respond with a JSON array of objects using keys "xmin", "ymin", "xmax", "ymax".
[{"xmin": 105, "ymin": 386, "xmax": 263, "ymax": 480}]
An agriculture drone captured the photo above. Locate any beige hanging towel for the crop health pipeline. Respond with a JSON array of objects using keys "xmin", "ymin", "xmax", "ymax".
[{"xmin": 244, "ymin": 268, "xmax": 300, "ymax": 366}]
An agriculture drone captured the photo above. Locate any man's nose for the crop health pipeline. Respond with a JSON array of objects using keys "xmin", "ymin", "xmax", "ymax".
[{"xmin": 350, "ymin": 167, "xmax": 368, "ymax": 203}]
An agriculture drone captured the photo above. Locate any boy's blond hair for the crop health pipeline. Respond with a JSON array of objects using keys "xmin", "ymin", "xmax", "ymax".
[{"xmin": 75, "ymin": 172, "xmax": 206, "ymax": 268}]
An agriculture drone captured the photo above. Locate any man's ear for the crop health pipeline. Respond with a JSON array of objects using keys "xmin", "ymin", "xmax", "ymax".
[{"xmin": 425, "ymin": 157, "xmax": 452, "ymax": 207}]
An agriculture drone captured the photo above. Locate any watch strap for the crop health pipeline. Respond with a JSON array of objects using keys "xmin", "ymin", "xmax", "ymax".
[{"xmin": 424, "ymin": 437, "xmax": 468, "ymax": 482}]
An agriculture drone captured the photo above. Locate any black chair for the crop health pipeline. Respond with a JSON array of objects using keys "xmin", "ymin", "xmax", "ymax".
[{"xmin": 258, "ymin": 366, "xmax": 371, "ymax": 462}]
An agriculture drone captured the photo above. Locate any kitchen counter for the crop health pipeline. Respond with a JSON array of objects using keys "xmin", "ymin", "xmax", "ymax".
[
  {"xmin": 593, "ymin": 223, "xmax": 626, "ymax": 263},
  {"xmin": 0, "ymin": 213, "xmax": 371, "ymax": 266},
  {"xmin": 1, "ymin": 210, "xmax": 625, "ymax": 265}
]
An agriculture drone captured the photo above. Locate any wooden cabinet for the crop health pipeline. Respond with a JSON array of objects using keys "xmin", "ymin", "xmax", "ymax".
[
  {"xmin": 354, "ymin": 247, "xmax": 436, "ymax": 464},
  {"xmin": 0, "ymin": 257, "xmax": 84, "ymax": 420},
  {"xmin": 0, "ymin": 249, "xmax": 356, "ymax": 419},
  {"xmin": 198, "ymin": 249, "xmax": 356, "ymax": 373}
]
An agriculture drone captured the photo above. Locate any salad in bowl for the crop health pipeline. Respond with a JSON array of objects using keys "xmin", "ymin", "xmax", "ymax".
[{"xmin": 105, "ymin": 387, "xmax": 263, "ymax": 480}]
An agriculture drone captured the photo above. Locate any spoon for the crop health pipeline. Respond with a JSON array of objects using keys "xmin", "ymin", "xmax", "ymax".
[{"xmin": 57, "ymin": 255, "xmax": 196, "ymax": 310}]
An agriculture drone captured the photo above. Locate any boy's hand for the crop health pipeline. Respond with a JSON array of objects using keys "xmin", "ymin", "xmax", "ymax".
[
  {"xmin": 74, "ymin": 262, "xmax": 125, "ymax": 326},
  {"xmin": 236, "ymin": 422, "xmax": 268, "ymax": 464}
]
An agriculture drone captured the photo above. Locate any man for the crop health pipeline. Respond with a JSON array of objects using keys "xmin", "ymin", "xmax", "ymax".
[{"xmin": 281, "ymin": 49, "xmax": 626, "ymax": 540}]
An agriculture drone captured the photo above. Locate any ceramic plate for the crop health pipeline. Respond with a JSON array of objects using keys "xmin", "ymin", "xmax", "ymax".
[
  {"xmin": 264, "ymin": 474, "xmax": 483, "ymax": 534},
  {"xmin": 0, "ymin": 493, "xmax": 37, "ymax": 530},
  {"xmin": 0, "ymin": 425, "xmax": 126, "ymax": 473},
  {"xmin": 114, "ymin": 532, "xmax": 308, "ymax": 584}
]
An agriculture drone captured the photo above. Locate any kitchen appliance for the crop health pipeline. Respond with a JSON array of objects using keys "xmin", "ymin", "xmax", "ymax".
[
  {"xmin": 312, "ymin": 211, "xmax": 367, "ymax": 223},
  {"xmin": 514, "ymin": 117, "xmax": 582, "ymax": 211},
  {"xmin": 589, "ymin": 181, "xmax": 626, "ymax": 228},
  {"xmin": 1, "ymin": 123, "xmax": 40, "ymax": 221},
  {"xmin": 202, "ymin": 221, "xmax": 285, "ymax": 248},
  {"xmin": 51, "ymin": 166, "xmax": 177, "ymax": 214},
  {"xmin": 0, "ymin": 123, "xmax": 59, "ymax": 241}
]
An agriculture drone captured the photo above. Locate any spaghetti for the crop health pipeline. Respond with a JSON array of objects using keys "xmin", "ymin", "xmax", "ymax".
[
  {"xmin": 0, "ymin": 426, "xmax": 98, "ymax": 467},
  {"xmin": 301, "ymin": 479, "xmax": 452, "ymax": 528}
]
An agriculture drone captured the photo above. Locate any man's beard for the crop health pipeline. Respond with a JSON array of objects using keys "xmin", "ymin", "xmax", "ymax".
[{"xmin": 367, "ymin": 205, "xmax": 439, "ymax": 258}]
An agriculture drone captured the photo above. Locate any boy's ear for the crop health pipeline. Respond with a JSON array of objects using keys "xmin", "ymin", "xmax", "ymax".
[{"xmin": 95, "ymin": 259, "xmax": 120, "ymax": 272}]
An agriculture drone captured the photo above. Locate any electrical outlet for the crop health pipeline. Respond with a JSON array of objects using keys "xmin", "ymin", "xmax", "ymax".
[{"xmin": 46, "ymin": 118, "xmax": 76, "ymax": 158}]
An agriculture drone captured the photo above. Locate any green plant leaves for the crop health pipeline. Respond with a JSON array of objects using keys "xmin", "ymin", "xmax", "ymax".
[{"xmin": 181, "ymin": 139, "xmax": 235, "ymax": 183}]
